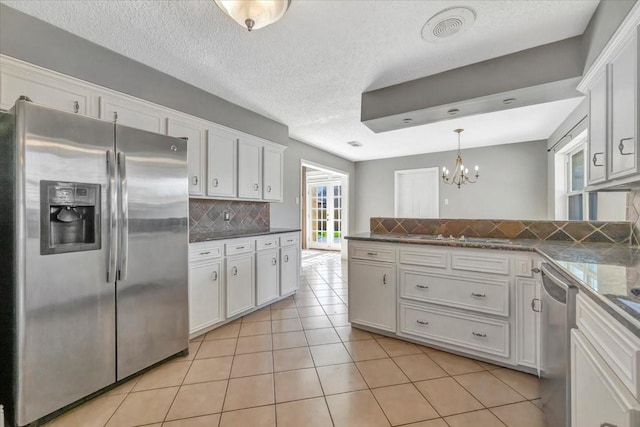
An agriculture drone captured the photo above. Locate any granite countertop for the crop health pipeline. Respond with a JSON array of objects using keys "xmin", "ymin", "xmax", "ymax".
[
  {"xmin": 190, "ymin": 228, "xmax": 301, "ymax": 243},
  {"xmin": 346, "ymin": 232, "xmax": 640, "ymax": 337}
]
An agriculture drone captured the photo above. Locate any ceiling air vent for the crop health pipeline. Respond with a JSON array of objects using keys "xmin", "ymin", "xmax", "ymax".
[
  {"xmin": 346, "ymin": 141, "xmax": 362, "ymax": 147},
  {"xmin": 422, "ymin": 7, "xmax": 476, "ymax": 42}
]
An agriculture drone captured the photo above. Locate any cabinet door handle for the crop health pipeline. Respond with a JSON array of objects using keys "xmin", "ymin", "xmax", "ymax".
[
  {"xmin": 199, "ymin": 251, "xmax": 211, "ymax": 255},
  {"xmin": 264, "ymin": 242, "xmax": 273, "ymax": 246},
  {"xmin": 367, "ymin": 252, "xmax": 378, "ymax": 256},
  {"xmin": 284, "ymin": 255, "xmax": 289, "ymax": 262},
  {"xmin": 254, "ymin": 183, "xmax": 259, "ymax": 191},
  {"xmin": 531, "ymin": 298, "xmax": 541, "ymax": 312},
  {"xmin": 471, "ymin": 293, "xmax": 486, "ymax": 298},
  {"xmin": 236, "ymin": 246, "xmax": 245, "ymax": 250},
  {"xmin": 531, "ymin": 267, "xmax": 541, "ymax": 274},
  {"xmin": 272, "ymin": 258, "xmax": 277, "ymax": 265},
  {"xmin": 232, "ymin": 266, "xmax": 238, "ymax": 276},
  {"xmin": 211, "ymin": 271, "xmax": 218, "ymax": 281},
  {"xmin": 213, "ymin": 178, "xmax": 219, "ymax": 187},
  {"xmin": 416, "ymin": 320, "xmax": 429, "ymax": 325},
  {"xmin": 267, "ymin": 185, "xmax": 272, "ymax": 192},
  {"xmin": 472, "ymin": 332, "xmax": 487, "ymax": 338},
  {"xmin": 416, "ymin": 284, "xmax": 429, "ymax": 289},
  {"xmin": 619, "ymin": 137, "xmax": 634, "ymax": 156},
  {"xmin": 383, "ymin": 274, "xmax": 387, "ymax": 284},
  {"xmin": 192, "ymin": 176, "xmax": 198, "ymax": 185},
  {"xmin": 592, "ymin": 152, "xmax": 604, "ymax": 167},
  {"xmin": 73, "ymin": 100, "xmax": 80, "ymax": 113}
]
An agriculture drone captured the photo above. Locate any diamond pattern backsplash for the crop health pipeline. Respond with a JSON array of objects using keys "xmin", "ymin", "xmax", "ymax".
[
  {"xmin": 370, "ymin": 217, "xmax": 632, "ymax": 244},
  {"xmin": 190, "ymin": 199, "xmax": 270, "ymax": 235}
]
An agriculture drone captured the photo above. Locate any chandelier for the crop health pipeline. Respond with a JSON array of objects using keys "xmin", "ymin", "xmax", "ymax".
[
  {"xmin": 441, "ymin": 129, "xmax": 479, "ymax": 188},
  {"xmin": 214, "ymin": 0, "xmax": 291, "ymax": 32}
]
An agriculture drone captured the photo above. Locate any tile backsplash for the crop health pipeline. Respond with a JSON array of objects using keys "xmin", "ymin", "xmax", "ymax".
[
  {"xmin": 370, "ymin": 217, "xmax": 632, "ymax": 244},
  {"xmin": 189, "ymin": 199, "xmax": 269, "ymax": 235}
]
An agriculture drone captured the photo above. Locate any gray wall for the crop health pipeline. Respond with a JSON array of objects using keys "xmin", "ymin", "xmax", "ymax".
[
  {"xmin": 0, "ymin": 4, "xmax": 289, "ymax": 145},
  {"xmin": 354, "ymin": 141, "xmax": 548, "ymax": 233},
  {"xmin": 582, "ymin": 0, "xmax": 637, "ymax": 73},
  {"xmin": 270, "ymin": 138, "xmax": 355, "ymax": 231}
]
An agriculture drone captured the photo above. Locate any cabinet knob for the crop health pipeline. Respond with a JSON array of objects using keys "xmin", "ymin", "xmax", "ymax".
[
  {"xmin": 531, "ymin": 298, "xmax": 541, "ymax": 312},
  {"xmin": 267, "ymin": 185, "xmax": 272, "ymax": 192},
  {"xmin": 113, "ymin": 111, "xmax": 118, "ymax": 123},
  {"xmin": 232, "ymin": 266, "xmax": 238, "ymax": 276},
  {"xmin": 592, "ymin": 152, "xmax": 604, "ymax": 167},
  {"xmin": 211, "ymin": 271, "xmax": 218, "ymax": 281},
  {"xmin": 284, "ymin": 255, "xmax": 289, "ymax": 262},
  {"xmin": 531, "ymin": 267, "xmax": 541, "ymax": 274},
  {"xmin": 619, "ymin": 138, "xmax": 634, "ymax": 156},
  {"xmin": 213, "ymin": 178, "xmax": 219, "ymax": 187},
  {"xmin": 254, "ymin": 183, "xmax": 259, "ymax": 191},
  {"xmin": 383, "ymin": 274, "xmax": 387, "ymax": 285},
  {"xmin": 272, "ymin": 258, "xmax": 277, "ymax": 265},
  {"xmin": 192, "ymin": 176, "xmax": 198, "ymax": 185},
  {"xmin": 73, "ymin": 100, "xmax": 80, "ymax": 113}
]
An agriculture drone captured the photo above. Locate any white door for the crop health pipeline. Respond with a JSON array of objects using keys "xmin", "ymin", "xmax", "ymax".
[
  {"xmin": 256, "ymin": 249, "xmax": 279, "ymax": 305},
  {"xmin": 226, "ymin": 254, "xmax": 255, "ymax": 317},
  {"xmin": 307, "ymin": 182, "xmax": 343, "ymax": 250},
  {"xmin": 208, "ymin": 127, "xmax": 238, "ymax": 198},
  {"xmin": 238, "ymin": 139, "xmax": 262, "ymax": 199},
  {"xmin": 167, "ymin": 117, "xmax": 206, "ymax": 196},
  {"xmin": 394, "ymin": 168, "xmax": 439, "ymax": 218},
  {"xmin": 188, "ymin": 261, "xmax": 222, "ymax": 334},
  {"xmin": 280, "ymin": 245, "xmax": 299, "ymax": 295}
]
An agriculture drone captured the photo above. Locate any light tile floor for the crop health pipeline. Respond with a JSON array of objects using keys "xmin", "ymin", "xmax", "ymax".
[{"xmin": 46, "ymin": 250, "xmax": 545, "ymax": 427}]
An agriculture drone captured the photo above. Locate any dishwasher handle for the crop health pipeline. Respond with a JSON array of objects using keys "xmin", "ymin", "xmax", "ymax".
[{"xmin": 541, "ymin": 263, "xmax": 577, "ymax": 304}]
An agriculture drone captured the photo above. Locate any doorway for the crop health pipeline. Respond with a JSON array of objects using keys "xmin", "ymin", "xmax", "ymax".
[{"xmin": 301, "ymin": 162, "xmax": 349, "ymax": 254}]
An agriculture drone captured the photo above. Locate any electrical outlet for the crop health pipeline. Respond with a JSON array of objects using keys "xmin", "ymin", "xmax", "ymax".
[
  {"xmin": 444, "ymin": 199, "xmax": 449, "ymax": 205},
  {"xmin": 224, "ymin": 212, "xmax": 230, "ymax": 221}
]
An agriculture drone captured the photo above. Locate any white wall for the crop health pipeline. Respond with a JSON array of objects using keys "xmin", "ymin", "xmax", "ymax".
[{"xmin": 354, "ymin": 140, "xmax": 548, "ymax": 233}]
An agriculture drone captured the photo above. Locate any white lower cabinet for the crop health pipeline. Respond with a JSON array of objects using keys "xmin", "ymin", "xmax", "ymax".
[
  {"xmin": 256, "ymin": 249, "xmax": 279, "ymax": 306},
  {"xmin": 516, "ymin": 277, "xmax": 540, "ymax": 369},
  {"xmin": 188, "ymin": 260, "xmax": 223, "ymax": 334},
  {"xmin": 226, "ymin": 254, "xmax": 255, "ymax": 318},
  {"xmin": 349, "ymin": 259, "xmax": 396, "ymax": 332},
  {"xmin": 280, "ymin": 245, "xmax": 300, "ymax": 296},
  {"xmin": 571, "ymin": 329, "xmax": 640, "ymax": 427}
]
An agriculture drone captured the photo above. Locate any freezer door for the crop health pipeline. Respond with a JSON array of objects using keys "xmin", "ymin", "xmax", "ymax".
[
  {"xmin": 16, "ymin": 101, "xmax": 116, "ymax": 425},
  {"xmin": 115, "ymin": 125, "xmax": 189, "ymax": 380}
]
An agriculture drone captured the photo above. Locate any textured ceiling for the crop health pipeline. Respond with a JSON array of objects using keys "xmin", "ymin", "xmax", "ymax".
[{"xmin": 2, "ymin": 0, "xmax": 599, "ymax": 161}]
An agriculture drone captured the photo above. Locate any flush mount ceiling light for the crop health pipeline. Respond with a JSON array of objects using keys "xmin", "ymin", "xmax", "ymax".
[
  {"xmin": 442, "ymin": 129, "xmax": 479, "ymax": 188},
  {"xmin": 214, "ymin": 0, "xmax": 291, "ymax": 32},
  {"xmin": 422, "ymin": 7, "xmax": 476, "ymax": 42}
]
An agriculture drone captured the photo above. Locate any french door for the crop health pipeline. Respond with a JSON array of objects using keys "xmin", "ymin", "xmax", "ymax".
[{"xmin": 307, "ymin": 182, "xmax": 342, "ymax": 250}]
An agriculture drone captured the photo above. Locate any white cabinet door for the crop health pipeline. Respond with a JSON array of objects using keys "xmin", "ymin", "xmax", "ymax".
[
  {"xmin": 571, "ymin": 329, "xmax": 640, "ymax": 427},
  {"xmin": 226, "ymin": 254, "xmax": 255, "ymax": 318},
  {"xmin": 99, "ymin": 95, "xmax": 165, "ymax": 134},
  {"xmin": 1, "ymin": 61, "xmax": 92, "ymax": 115},
  {"xmin": 168, "ymin": 117, "xmax": 206, "ymax": 196},
  {"xmin": 610, "ymin": 32, "xmax": 638, "ymax": 179},
  {"xmin": 516, "ymin": 277, "xmax": 540, "ymax": 369},
  {"xmin": 280, "ymin": 245, "xmax": 299, "ymax": 296},
  {"xmin": 188, "ymin": 261, "xmax": 222, "ymax": 334},
  {"xmin": 263, "ymin": 146, "xmax": 283, "ymax": 201},
  {"xmin": 349, "ymin": 259, "xmax": 396, "ymax": 332},
  {"xmin": 208, "ymin": 127, "xmax": 237, "ymax": 198},
  {"xmin": 238, "ymin": 139, "xmax": 262, "ymax": 199},
  {"xmin": 588, "ymin": 70, "xmax": 608, "ymax": 184},
  {"xmin": 256, "ymin": 249, "xmax": 279, "ymax": 306}
]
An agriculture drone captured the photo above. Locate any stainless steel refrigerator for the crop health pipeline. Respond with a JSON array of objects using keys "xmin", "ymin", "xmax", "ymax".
[{"xmin": 0, "ymin": 99, "xmax": 189, "ymax": 426}]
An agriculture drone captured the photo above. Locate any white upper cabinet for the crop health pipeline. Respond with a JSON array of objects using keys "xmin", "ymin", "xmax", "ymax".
[
  {"xmin": 1, "ymin": 57, "xmax": 93, "ymax": 115},
  {"xmin": 238, "ymin": 138, "xmax": 263, "ymax": 199},
  {"xmin": 588, "ymin": 69, "xmax": 608, "ymax": 185},
  {"xmin": 263, "ymin": 146, "xmax": 284, "ymax": 201},
  {"xmin": 610, "ymin": 32, "xmax": 638, "ymax": 179},
  {"xmin": 167, "ymin": 117, "xmax": 207, "ymax": 196},
  {"xmin": 207, "ymin": 127, "xmax": 238, "ymax": 198},
  {"xmin": 99, "ymin": 95, "xmax": 165, "ymax": 134}
]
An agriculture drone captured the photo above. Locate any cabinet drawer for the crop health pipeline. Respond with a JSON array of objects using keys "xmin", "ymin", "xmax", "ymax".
[
  {"xmin": 451, "ymin": 251, "xmax": 510, "ymax": 276},
  {"xmin": 256, "ymin": 236, "xmax": 279, "ymax": 251},
  {"xmin": 225, "ymin": 239, "xmax": 255, "ymax": 256},
  {"xmin": 400, "ymin": 303, "xmax": 510, "ymax": 358},
  {"xmin": 189, "ymin": 242, "xmax": 223, "ymax": 262},
  {"xmin": 572, "ymin": 329, "xmax": 640, "ymax": 427},
  {"xmin": 576, "ymin": 294, "xmax": 640, "ymax": 399},
  {"xmin": 350, "ymin": 244, "xmax": 396, "ymax": 263},
  {"xmin": 279, "ymin": 233, "xmax": 299, "ymax": 247},
  {"xmin": 399, "ymin": 268, "xmax": 509, "ymax": 317},
  {"xmin": 399, "ymin": 247, "xmax": 447, "ymax": 268}
]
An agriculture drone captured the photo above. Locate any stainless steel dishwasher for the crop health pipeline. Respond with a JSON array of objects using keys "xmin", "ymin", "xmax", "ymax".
[{"xmin": 540, "ymin": 263, "xmax": 579, "ymax": 427}]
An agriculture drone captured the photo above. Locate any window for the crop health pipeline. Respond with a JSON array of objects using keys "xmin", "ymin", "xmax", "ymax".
[{"xmin": 566, "ymin": 145, "xmax": 597, "ymax": 221}]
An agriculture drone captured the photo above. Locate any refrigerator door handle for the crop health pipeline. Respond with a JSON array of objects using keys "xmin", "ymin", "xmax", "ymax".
[
  {"xmin": 118, "ymin": 152, "xmax": 129, "ymax": 281},
  {"xmin": 107, "ymin": 150, "xmax": 118, "ymax": 282}
]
